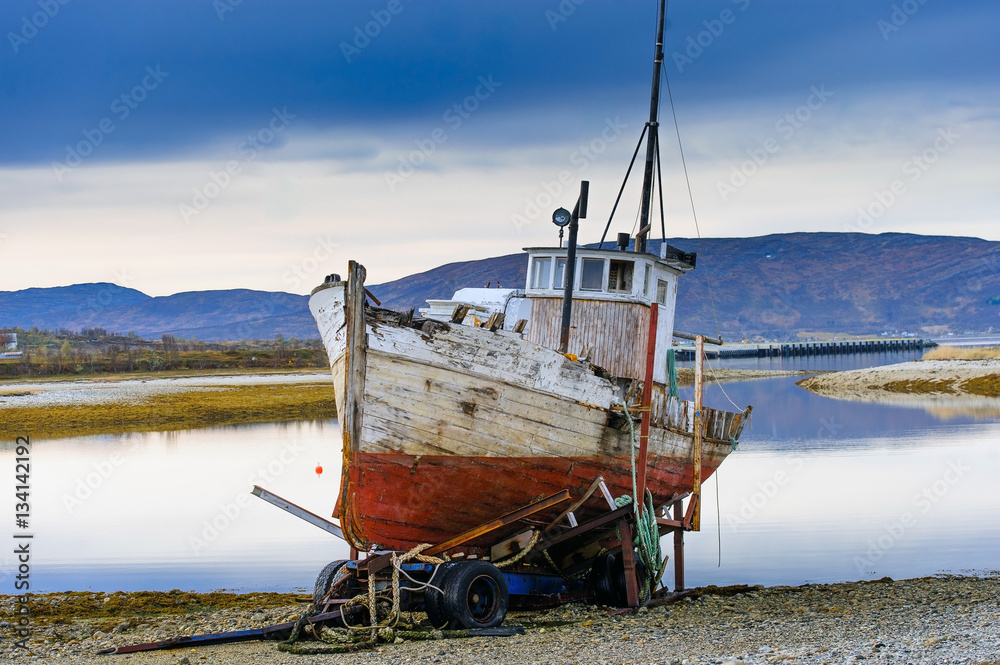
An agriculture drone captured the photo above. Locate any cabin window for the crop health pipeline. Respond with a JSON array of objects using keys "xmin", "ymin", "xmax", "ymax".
[
  {"xmin": 580, "ymin": 258, "xmax": 604, "ymax": 291},
  {"xmin": 608, "ymin": 260, "xmax": 634, "ymax": 293},
  {"xmin": 554, "ymin": 257, "xmax": 567, "ymax": 289},
  {"xmin": 644, "ymin": 264, "xmax": 652, "ymax": 298},
  {"xmin": 656, "ymin": 279, "xmax": 669, "ymax": 305},
  {"xmin": 530, "ymin": 257, "xmax": 552, "ymax": 289}
]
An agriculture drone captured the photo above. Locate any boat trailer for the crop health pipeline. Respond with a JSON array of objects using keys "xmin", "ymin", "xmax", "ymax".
[{"xmin": 103, "ymin": 480, "xmax": 698, "ymax": 654}]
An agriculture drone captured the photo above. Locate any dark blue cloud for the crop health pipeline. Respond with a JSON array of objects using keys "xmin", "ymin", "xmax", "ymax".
[{"xmin": 0, "ymin": 0, "xmax": 995, "ymax": 165}]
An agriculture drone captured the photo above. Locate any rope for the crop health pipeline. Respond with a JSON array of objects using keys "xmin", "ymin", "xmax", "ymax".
[
  {"xmin": 338, "ymin": 544, "xmax": 444, "ymax": 634},
  {"xmin": 620, "ymin": 402, "xmax": 664, "ymax": 601},
  {"xmin": 662, "ymin": 62, "xmax": 722, "ymax": 341},
  {"xmin": 493, "ymin": 530, "xmax": 540, "ymax": 569},
  {"xmin": 716, "ymin": 467, "xmax": 722, "ymax": 567},
  {"xmin": 667, "ymin": 348, "xmax": 678, "ymax": 398},
  {"xmin": 703, "ymin": 355, "xmax": 745, "ymax": 413}
]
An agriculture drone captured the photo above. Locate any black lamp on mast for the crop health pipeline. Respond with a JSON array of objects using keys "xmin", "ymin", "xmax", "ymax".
[{"xmin": 553, "ymin": 182, "xmax": 588, "ymax": 354}]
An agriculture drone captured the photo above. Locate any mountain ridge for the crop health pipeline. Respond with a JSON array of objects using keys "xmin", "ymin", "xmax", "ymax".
[{"xmin": 2, "ymin": 233, "xmax": 997, "ymax": 341}]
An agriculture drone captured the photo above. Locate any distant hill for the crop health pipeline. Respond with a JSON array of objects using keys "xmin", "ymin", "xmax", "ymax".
[
  {"xmin": 368, "ymin": 233, "xmax": 1000, "ymax": 339},
  {"xmin": 0, "ymin": 285, "xmax": 316, "ymax": 341},
  {"xmin": 2, "ymin": 233, "xmax": 998, "ymax": 341}
]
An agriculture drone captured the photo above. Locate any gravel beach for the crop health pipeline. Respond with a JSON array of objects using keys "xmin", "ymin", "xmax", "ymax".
[{"xmin": 3, "ymin": 575, "xmax": 998, "ymax": 664}]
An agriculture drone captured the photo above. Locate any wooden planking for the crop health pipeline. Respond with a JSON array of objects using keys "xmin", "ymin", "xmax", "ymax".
[
  {"xmin": 361, "ymin": 350, "xmax": 609, "ymax": 458},
  {"xmin": 368, "ymin": 315, "xmax": 614, "ymax": 408},
  {"xmin": 527, "ymin": 297, "xmax": 650, "ymax": 379}
]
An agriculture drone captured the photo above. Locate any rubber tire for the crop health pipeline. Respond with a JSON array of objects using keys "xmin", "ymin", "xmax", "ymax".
[
  {"xmin": 312, "ymin": 559, "xmax": 350, "ymax": 605},
  {"xmin": 441, "ymin": 561, "xmax": 509, "ymax": 629},
  {"xmin": 424, "ymin": 562, "xmax": 458, "ymax": 629},
  {"xmin": 588, "ymin": 553, "xmax": 617, "ymax": 607},
  {"xmin": 587, "ymin": 551, "xmax": 648, "ymax": 608}
]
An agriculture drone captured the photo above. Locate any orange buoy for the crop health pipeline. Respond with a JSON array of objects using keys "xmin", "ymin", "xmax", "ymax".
[{"xmin": 315, "ymin": 464, "xmax": 323, "ymax": 476}]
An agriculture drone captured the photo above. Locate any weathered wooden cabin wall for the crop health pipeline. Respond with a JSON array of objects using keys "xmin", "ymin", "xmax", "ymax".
[{"xmin": 527, "ymin": 297, "xmax": 650, "ymax": 379}]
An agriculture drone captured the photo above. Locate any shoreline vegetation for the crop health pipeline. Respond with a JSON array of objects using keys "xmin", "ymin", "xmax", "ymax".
[
  {"xmin": 0, "ymin": 375, "xmax": 335, "ymax": 439},
  {"xmin": 0, "ymin": 328, "xmax": 329, "ymax": 379},
  {"xmin": 2, "ymin": 574, "xmax": 997, "ymax": 664}
]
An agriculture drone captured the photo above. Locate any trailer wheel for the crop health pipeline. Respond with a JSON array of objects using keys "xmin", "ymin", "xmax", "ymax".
[
  {"xmin": 441, "ymin": 561, "xmax": 509, "ymax": 629},
  {"xmin": 424, "ymin": 562, "xmax": 458, "ymax": 628},
  {"xmin": 587, "ymin": 551, "xmax": 648, "ymax": 608},
  {"xmin": 312, "ymin": 559, "xmax": 350, "ymax": 605}
]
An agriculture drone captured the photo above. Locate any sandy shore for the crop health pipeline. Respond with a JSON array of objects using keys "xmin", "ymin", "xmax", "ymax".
[
  {"xmin": 798, "ymin": 359, "xmax": 1000, "ymax": 405},
  {"xmin": 2, "ymin": 575, "xmax": 997, "ymax": 664}
]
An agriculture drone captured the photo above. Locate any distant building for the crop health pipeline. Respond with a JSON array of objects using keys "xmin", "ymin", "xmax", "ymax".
[{"xmin": 1, "ymin": 332, "xmax": 17, "ymax": 350}]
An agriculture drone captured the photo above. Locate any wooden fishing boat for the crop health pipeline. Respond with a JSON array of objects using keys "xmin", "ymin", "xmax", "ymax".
[{"xmin": 308, "ymin": 0, "xmax": 752, "ymax": 558}]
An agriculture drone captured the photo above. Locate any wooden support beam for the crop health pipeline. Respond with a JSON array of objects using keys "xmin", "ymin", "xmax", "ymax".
[
  {"xmin": 598, "ymin": 481, "xmax": 617, "ymax": 510},
  {"xmin": 636, "ymin": 303, "xmax": 658, "ymax": 512},
  {"xmin": 682, "ymin": 494, "xmax": 699, "ymax": 531},
  {"xmin": 673, "ymin": 500, "xmax": 685, "ymax": 591},
  {"xmin": 543, "ymin": 476, "xmax": 606, "ymax": 535},
  {"xmin": 424, "ymin": 490, "xmax": 570, "ymax": 556},
  {"xmin": 537, "ymin": 505, "xmax": 633, "ymax": 551},
  {"xmin": 619, "ymin": 518, "xmax": 640, "ymax": 608},
  {"xmin": 692, "ymin": 334, "xmax": 704, "ymax": 531}
]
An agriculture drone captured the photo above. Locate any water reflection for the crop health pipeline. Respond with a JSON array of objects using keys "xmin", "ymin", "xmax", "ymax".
[
  {"xmin": 0, "ymin": 421, "xmax": 351, "ymax": 593},
  {"xmin": 1, "ymin": 352, "xmax": 998, "ymax": 593}
]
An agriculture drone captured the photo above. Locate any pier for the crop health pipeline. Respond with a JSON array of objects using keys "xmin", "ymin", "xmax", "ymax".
[{"xmin": 674, "ymin": 338, "xmax": 935, "ymax": 361}]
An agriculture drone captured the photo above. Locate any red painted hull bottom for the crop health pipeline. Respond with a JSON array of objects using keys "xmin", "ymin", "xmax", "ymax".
[{"xmin": 340, "ymin": 452, "xmax": 721, "ymax": 552}]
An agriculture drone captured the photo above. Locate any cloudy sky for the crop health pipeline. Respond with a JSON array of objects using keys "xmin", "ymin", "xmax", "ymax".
[{"xmin": 1, "ymin": 0, "xmax": 996, "ymax": 296}]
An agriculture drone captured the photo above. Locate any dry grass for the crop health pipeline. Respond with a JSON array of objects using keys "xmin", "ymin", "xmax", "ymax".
[
  {"xmin": 2, "ymin": 383, "xmax": 337, "ymax": 439},
  {"xmin": 923, "ymin": 345, "xmax": 1000, "ymax": 360},
  {"xmin": 962, "ymin": 374, "xmax": 1000, "ymax": 397},
  {"xmin": 882, "ymin": 378, "xmax": 958, "ymax": 394}
]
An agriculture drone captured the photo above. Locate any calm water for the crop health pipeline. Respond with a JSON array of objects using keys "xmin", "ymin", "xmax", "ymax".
[{"xmin": 2, "ymin": 351, "xmax": 998, "ymax": 593}]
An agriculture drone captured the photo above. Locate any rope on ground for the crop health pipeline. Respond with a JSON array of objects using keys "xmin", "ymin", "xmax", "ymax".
[{"xmin": 347, "ymin": 544, "xmax": 444, "ymax": 633}]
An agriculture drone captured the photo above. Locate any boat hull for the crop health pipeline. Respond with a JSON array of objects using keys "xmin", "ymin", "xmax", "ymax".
[{"xmin": 309, "ymin": 264, "xmax": 749, "ymax": 552}]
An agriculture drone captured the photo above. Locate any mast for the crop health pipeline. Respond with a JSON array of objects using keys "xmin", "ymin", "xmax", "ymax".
[{"xmin": 635, "ymin": 0, "xmax": 666, "ymax": 255}]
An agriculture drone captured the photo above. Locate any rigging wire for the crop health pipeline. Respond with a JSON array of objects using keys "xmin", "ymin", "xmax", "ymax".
[
  {"xmin": 654, "ymin": 131, "xmax": 666, "ymax": 243},
  {"xmin": 600, "ymin": 125, "xmax": 648, "ymax": 247},
  {"xmin": 662, "ymin": 65, "xmax": 723, "ymax": 341},
  {"xmin": 716, "ymin": 468, "xmax": 722, "ymax": 567}
]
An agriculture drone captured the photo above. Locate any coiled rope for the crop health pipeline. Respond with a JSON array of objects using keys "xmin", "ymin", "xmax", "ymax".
[{"xmin": 620, "ymin": 401, "xmax": 664, "ymax": 601}]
